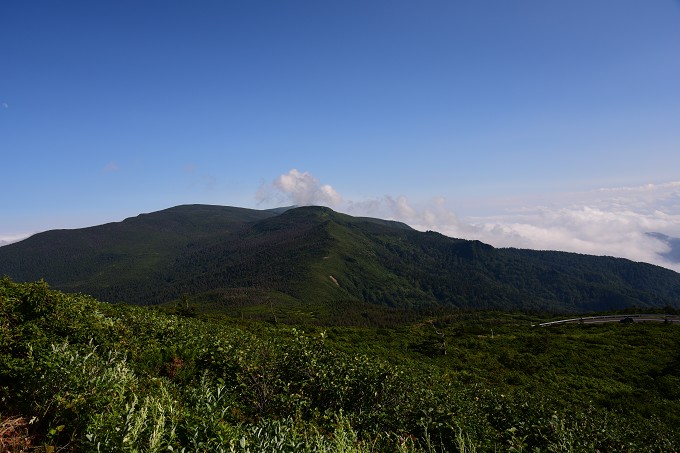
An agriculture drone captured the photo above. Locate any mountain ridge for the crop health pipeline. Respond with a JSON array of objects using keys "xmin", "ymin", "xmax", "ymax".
[{"xmin": 1, "ymin": 204, "xmax": 679, "ymax": 315}]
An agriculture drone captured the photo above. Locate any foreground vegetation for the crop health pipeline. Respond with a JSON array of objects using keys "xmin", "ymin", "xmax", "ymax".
[{"xmin": 2, "ymin": 277, "xmax": 679, "ymax": 451}]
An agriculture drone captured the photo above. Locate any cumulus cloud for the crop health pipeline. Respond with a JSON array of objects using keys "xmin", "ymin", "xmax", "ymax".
[
  {"xmin": 257, "ymin": 169, "xmax": 342, "ymax": 207},
  {"xmin": 257, "ymin": 171, "xmax": 680, "ymax": 272}
]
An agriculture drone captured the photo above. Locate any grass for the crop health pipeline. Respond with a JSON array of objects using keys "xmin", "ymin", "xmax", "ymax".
[{"xmin": 2, "ymin": 277, "xmax": 679, "ymax": 451}]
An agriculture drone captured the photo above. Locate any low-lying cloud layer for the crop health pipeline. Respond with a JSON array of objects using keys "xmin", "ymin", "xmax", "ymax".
[
  {"xmin": 0, "ymin": 233, "xmax": 32, "ymax": 247},
  {"xmin": 259, "ymin": 170, "xmax": 680, "ymax": 272}
]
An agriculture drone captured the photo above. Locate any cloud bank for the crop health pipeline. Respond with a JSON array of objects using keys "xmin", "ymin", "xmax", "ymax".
[
  {"xmin": 459, "ymin": 183, "xmax": 680, "ymax": 270},
  {"xmin": 259, "ymin": 170, "xmax": 680, "ymax": 272},
  {"xmin": 0, "ymin": 233, "xmax": 33, "ymax": 247}
]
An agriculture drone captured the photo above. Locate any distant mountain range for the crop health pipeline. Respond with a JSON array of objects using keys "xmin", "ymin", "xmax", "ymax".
[{"xmin": 1, "ymin": 204, "xmax": 679, "ymax": 314}]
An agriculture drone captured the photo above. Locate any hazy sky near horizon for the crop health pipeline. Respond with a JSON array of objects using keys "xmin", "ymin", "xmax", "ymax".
[{"xmin": 2, "ymin": 1, "xmax": 680, "ymax": 270}]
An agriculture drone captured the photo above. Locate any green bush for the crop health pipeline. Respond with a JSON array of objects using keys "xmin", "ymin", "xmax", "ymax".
[{"xmin": 1, "ymin": 277, "xmax": 679, "ymax": 451}]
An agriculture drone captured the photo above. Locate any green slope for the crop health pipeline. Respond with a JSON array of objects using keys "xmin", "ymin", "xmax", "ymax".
[
  {"xmin": 1, "ymin": 204, "xmax": 679, "ymax": 314},
  {"xmin": 0, "ymin": 205, "xmax": 285, "ymax": 301}
]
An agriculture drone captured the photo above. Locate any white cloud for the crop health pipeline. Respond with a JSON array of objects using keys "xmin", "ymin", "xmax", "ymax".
[
  {"xmin": 0, "ymin": 233, "xmax": 32, "ymax": 247},
  {"xmin": 257, "ymin": 169, "xmax": 342, "ymax": 207},
  {"xmin": 346, "ymin": 195, "xmax": 461, "ymax": 230},
  {"xmin": 421, "ymin": 182, "xmax": 680, "ymax": 272}
]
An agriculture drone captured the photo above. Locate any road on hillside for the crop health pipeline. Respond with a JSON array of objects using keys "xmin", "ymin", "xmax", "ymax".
[{"xmin": 534, "ymin": 314, "xmax": 680, "ymax": 327}]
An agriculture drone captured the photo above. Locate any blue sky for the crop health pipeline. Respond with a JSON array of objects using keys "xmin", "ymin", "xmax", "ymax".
[{"xmin": 2, "ymin": 1, "xmax": 680, "ymax": 270}]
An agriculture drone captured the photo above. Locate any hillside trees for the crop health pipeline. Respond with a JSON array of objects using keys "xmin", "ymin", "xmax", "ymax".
[{"xmin": 2, "ymin": 205, "xmax": 680, "ymax": 313}]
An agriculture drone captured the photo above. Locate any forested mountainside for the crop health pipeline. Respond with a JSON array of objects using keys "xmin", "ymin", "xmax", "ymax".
[{"xmin": 1, "ymin": 204, "xmax": 679, "ymax": 314}]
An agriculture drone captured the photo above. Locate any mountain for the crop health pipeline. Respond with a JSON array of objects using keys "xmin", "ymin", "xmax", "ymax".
[
  {"xmin": 0, "ymin": 205, "xmax": 285, "ymax": 301},
  {"xmin": 1, "ymin": 204, "xmax": 679, "ymax": 314}
]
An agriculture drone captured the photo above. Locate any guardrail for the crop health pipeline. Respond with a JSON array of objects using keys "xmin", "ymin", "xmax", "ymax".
[{"xmin": 533, "ymin": 314, "xmax": 680, "ymax": 327}]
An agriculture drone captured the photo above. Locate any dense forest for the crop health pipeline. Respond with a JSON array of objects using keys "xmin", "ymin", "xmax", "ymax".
[
  {"xmin": 1, "ymin": 205, "xmax": 679, "ymax": 314},
  {"xmin": 2, "ymin": 277, "xmax": 679, "ymax": 451}
]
